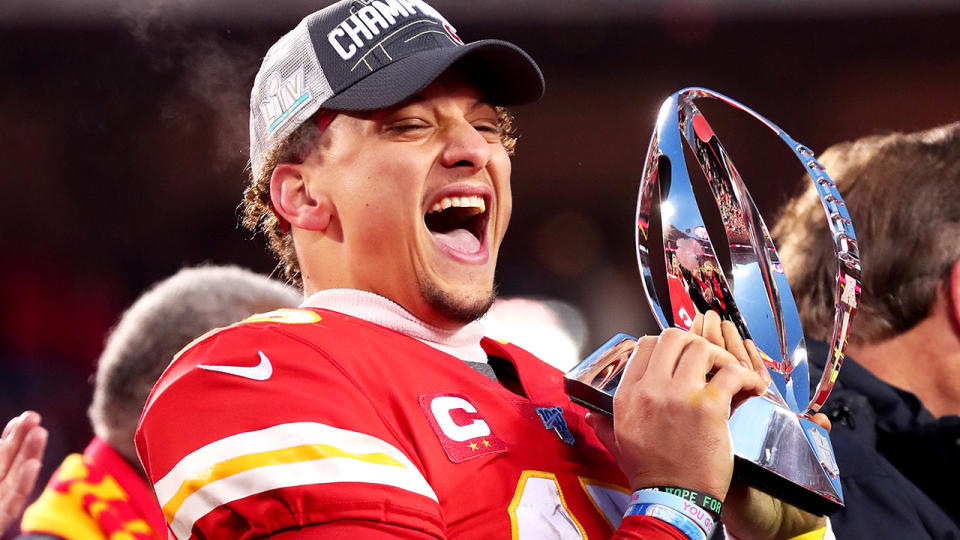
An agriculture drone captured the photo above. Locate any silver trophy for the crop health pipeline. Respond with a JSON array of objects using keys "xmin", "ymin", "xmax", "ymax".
[{"xmin": 565, "ymin": 88, "xmax": 861, "ymax": 515}]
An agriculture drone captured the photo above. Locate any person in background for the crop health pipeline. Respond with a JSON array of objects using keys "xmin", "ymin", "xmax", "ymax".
[
  {"xmin": 18, "ymin": 265, "xmax": 299, "ymax": 539},
  {"xmin": 773, "ymin": 122, "xmax": 960, "ymax": 539}
]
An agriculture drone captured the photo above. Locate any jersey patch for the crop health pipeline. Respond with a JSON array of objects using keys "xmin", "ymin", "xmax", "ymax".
[
  {"xmin": 419, "ymin": 392, "xmax": 506, "ymax": 463},
  {"xmin": 536, "ymin": 406, "xmax": 576, "ymax": 446}
]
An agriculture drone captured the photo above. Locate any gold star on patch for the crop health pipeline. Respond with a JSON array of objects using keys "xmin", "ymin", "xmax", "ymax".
[
  {"xmin": 468, "ymin": 442, "xmax": 479, "ymax": 451},
  {"xmin": 481, "ymin": 439, "xmax": 491, "ymax": 447}
]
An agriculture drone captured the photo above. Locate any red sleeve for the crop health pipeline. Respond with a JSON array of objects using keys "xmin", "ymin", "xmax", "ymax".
[
  {"xmin": 264, "ymin": 520, "xmax": 441, "ymax": 539},
  {"xmin": 613, "ymin": 514, "xmax": 690, "ymax": 540},
  {"xmin": 261, "ymin": 515, "xmax": 686, "ymax": 540},
  {"xmin": 135, "ymin": 320, "xmax": 444, "ymax": 539}
]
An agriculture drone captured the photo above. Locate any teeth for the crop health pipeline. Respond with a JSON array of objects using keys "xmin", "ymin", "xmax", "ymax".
[{"xmin": 428, "ymin": 195, "xmax": 486, "ymax": 215}]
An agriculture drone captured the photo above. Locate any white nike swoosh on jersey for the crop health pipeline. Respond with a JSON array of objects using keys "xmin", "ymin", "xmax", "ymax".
[{"xmin": 198, "ymin": 351, "xmax": 273, "ymax": 381}]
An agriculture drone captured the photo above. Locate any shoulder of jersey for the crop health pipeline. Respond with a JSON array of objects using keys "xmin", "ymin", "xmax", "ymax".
[
  {"xmin": 146, "ymin": 308, "xmax": 352, "ymax": 407},
  {"xmin": 168, "ymin": 308, "xmax": 326, "ymax": 364},
  {"xmin": 482, "ymin": 337, "xmax": 564, "ymax": 378}
]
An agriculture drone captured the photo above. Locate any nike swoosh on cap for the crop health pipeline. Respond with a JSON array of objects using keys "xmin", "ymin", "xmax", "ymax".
[{"xmin": 198, "ymin": 351, "xmax": 273, "ymax": 381}]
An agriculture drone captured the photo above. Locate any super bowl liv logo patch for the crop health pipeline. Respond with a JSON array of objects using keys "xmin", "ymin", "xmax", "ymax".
[{"xmin": 260, "ymin": 67, "xmax": 311, "ymax": 134}]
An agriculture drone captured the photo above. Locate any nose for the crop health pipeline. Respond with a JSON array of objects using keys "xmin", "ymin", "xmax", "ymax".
[{"xmin": 439, "ymin": 120, "xmax": 492, "ymax": 174}]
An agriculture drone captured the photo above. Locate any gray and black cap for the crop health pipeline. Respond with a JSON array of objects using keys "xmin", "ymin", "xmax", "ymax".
[{"xmin": 249, "ymin": 0, "xmax": 544, "ymax": 181}]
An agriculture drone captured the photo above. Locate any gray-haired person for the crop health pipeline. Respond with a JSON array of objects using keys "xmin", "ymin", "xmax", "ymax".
[
  {"xmin": 774, "ymin": 122, "xmax": 960, "ymax": 539},
  {"xmin": 18, "ymin": 265, "xmax": 299, "ymax": 539}
]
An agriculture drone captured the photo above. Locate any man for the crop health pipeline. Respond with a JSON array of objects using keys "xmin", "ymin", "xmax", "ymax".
[
  {"xmin": 18, "ymin": 265, "xmax": 299, "ymax": 539},
  {"xmin": 136, "ymin": 2, "xmax": 825, "ymax": 539},
  {"xmin": 773, "ymin": 122, "xmax": 960, "ymax": 539}
]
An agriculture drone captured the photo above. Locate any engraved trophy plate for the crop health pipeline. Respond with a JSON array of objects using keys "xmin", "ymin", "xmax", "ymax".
[{"xmin": 565, "ymin": 88, "xmax": 861, "ymax": 515}]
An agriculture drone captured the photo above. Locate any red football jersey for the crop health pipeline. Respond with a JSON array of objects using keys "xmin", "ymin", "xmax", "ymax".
[
  {"xmin": 136, "ymin": 308, "xmax": 685, "ymax": 539},
  {"xmin": 666, "ymin": 273, "xmax": 698, "ymax": 330}
]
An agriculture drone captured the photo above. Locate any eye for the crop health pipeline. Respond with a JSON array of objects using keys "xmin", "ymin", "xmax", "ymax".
[
  {"xmin": 473, "ymin": 122, "xmax": 499, "ymax": 134},
  {"xmin": 472, "ymin": 119, "xmax": 501, "ymax": 142},
  {"xmin": 387, "ymin": 120, "xmax": 429, "ymax": 133}
]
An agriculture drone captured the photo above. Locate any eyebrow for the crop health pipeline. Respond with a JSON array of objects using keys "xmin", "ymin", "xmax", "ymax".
[{"xmin": 396, "ymin": 92, "xmax": 494, "ymax": 112}]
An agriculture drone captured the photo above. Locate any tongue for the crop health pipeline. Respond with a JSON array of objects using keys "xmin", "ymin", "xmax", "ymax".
[{"xmin": 431, "ymin": 228, "xmax": 481, "ymax": 253}]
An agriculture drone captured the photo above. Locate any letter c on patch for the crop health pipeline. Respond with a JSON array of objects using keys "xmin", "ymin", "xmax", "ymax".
[{"xmin": 430, "ymin": 396, "xmax": 490, "ymax": 442}]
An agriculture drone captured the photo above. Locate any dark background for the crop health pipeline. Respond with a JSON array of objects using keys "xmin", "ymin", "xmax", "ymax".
[{"xmin": 2, "ymin": 1, "xmax": 959, "ymax": 534}]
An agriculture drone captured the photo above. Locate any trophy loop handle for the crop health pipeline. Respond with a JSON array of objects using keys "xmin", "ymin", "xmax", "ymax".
[{"xmin": 635, "ymin": 87, "xmax": 862, "ymax": 415}]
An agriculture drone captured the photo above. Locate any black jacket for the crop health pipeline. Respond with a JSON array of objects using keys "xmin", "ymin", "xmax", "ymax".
[{"xmin": 806, "ymin": 340, "xmax": 960, "ymax": 539}]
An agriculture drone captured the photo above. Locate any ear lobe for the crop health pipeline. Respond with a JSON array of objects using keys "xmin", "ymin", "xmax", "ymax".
[{"xmin": 270, "ymin": 163, "xmax": 334, "ymax": 232}]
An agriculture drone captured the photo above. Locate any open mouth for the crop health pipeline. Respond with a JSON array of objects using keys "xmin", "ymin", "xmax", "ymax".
[{"xmin": 424, "ymin": 194, "xmax": 489, "ymax": 255}]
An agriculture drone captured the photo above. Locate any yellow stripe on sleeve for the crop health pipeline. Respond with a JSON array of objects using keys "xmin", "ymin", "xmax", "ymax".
[
  {"xmin": 789, "ymin": 526, "xmax": 827, "ymax": 540},
  {"xmin": 161, "ymin": 443, "xmax": 404, "ymax": 522}
]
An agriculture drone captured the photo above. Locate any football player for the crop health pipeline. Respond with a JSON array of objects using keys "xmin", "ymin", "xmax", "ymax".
[{"xmin": 136, "ymin": 2, "xmax": 829, "ymax": 539}]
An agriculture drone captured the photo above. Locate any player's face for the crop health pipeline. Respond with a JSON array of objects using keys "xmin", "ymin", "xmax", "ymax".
[{"xmin": 301, "ymin": 72, "xmax": 511, "ymax": 328}]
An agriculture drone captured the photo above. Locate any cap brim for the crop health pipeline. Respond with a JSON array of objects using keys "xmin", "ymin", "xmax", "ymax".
[{"xmin": 322, "ymin": 39, "xmax": 544, "ymax": 111}]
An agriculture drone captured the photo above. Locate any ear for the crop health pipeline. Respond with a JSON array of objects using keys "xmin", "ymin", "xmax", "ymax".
[
  {"xmin": 270, "ymin": 163, "xmax": 333, "ymax": 232},
  {"xmin": 948, "ymin": 258, "xmax": 960, "ymax": 332}
]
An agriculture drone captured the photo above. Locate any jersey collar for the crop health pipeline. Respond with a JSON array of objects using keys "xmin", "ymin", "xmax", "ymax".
[{"xmin": 300, "ymin": 288, "xmax": 489, "ymax": 365}]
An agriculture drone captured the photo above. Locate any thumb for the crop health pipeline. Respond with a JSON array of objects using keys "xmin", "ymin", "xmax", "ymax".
[{"xmin": 810, "ymin": 412, "xmax": 832, "ymax": 433}]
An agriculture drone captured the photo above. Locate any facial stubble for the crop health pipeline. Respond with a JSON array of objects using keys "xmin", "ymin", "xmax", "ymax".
[{"xmin": 417, "ymin": 276, "xmax": 499, "ymax": 325}]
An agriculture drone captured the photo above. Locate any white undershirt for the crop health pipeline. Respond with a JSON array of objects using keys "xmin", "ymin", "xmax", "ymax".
[{"xmin": 300, "ymin": 288, "xmax": 489, "ymax": 365}]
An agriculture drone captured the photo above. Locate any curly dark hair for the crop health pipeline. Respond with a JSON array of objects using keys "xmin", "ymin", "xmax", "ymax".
[{"xmin": 242, "ymin": 107, "xmax": 518, "ymax": 286}]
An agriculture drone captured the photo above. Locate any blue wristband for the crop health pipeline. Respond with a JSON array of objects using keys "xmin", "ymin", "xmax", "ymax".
[
  {"xmin": 624, "ymin": 503, "xmax": 707, "ymax": 540},
  {"xmin": 626, "ymin": 489, "xmax": 717, "ymax": 536}
]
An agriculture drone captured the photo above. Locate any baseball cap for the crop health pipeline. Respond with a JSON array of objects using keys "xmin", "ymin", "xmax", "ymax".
[{"xmin": 249, "ymin": 0, "xmax": 545, "ymax": 180}]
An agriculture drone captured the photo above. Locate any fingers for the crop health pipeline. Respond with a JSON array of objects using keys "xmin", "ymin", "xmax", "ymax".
[
  {"xmin": 0, "ymin": 411, "xmax": 42, "ymax": 480},
  {"xmin": 17, "ymin": 424, "xmax": 47, "ymax": 469},
  {"xmin": 720, "ymin": 320, "xmax": 752, "ymax": 369},
  {"xmin": 0, "ymin": 456, "xmax": 41, "ymax": 528},
  {"xmin": 647, "ymin": 329, "xmax": 700, "ymax": 380},
  {"xmin": 1, "ymin": 417, "xmax": 16, "ymax": 441},
  {"xmin": 700, "ymin": 310, "xmax": 724, "ymax": 347},
  {"xmin": 617, "ymin": 335, "xmax": 659, "ymax": 389},
  {"xmin": 0, "ymin": 414, "xmax": 46, "ymax": 531},
  {"xmin": 691, "ymin": 312, "xmax": 704, "ymax": 336},
  {"xmin": 705, "ymin": 364, "xmax": 768, "ymax": 415},
  {"xmin": 691, "ymin": 309, "xmax": 773, "ymax": 387},
  {"xmin": 810, "ymin": 412, "xmax": 832, "ymax": 433},
  {"xmin": 4, "ymin": 426, "xmax": 46, "ymax": 496},
  {"xmin": 673, "ymin": 337, "xmax": 740, "ymax": 385},
  {"xmin": 743, "ymin": 339, "xmax": 772, "ymax": 385}
]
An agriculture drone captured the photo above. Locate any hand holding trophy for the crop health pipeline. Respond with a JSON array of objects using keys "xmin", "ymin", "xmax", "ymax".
[{"xmin": 566, "ymin": 88, "xmax": 861, "ymax": 516}]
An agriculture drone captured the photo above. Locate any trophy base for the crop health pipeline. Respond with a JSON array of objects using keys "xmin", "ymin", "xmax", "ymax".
[
  {"xmin": 732, "ymin": 457, "xmax": 840, "ymax": 517},
  {"xmin": 729, "ymin": 393, "xmax": 844, "ymax": 516},
  {"xmin": 564, "ymin": 334, "xmax": 844, "ymax": 515}
]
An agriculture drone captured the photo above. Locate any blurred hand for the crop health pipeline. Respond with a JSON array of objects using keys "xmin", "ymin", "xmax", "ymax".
[
  {"xmin": 692, "ymin": 310, "xmax": 831, "ymax": 539},
  {"xmin": 587, "ymin": 327, "xmax": 767, "ymax": 500},
  {"xmin": 0, "ymin": 411, "xmax": 47, "ymax": 532}
]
